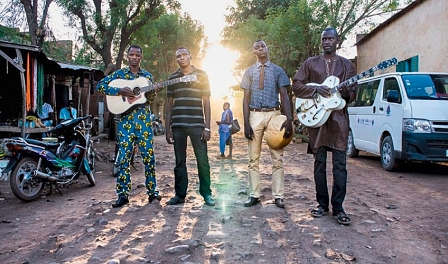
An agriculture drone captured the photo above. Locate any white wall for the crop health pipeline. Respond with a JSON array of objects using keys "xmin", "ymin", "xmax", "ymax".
[{"xmin": 357, "ymin": 0, "xmax": 448, "ymax": 73}]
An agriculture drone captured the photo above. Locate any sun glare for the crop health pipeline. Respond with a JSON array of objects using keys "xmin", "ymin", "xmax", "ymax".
[{"xmin": 201, "ymin": 43, "xmax": 239, "ymax": 98}]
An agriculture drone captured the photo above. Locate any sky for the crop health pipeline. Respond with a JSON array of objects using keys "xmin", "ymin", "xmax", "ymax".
[
  {"xmin": 48, "ymin": 0, "xmax": 235, "ymax": 43},
  {"xmin": 47, "ymin": 0, "xmax": 239, "ymax": 98},
  {"xmin": 177, "ymin": 0, "xmax": 235, "ymax": 43}
]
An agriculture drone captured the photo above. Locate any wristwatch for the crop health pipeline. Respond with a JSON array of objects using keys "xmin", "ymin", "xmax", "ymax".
[{"xmin": 204, "ymin": 128, "xmax": 211, "ymax": 132}]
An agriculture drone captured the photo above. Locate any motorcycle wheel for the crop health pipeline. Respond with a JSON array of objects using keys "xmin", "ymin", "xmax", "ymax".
[
  {"xmin": 85, "ymin": 141, "xmax": 96, "ymax": 186},
  {"xmin": 86, "ymin": 171, "xmax": 96, "ymax": 186},
  {"xmin": 10, "ymin": 157, "xmax": 44, "ymax": 201},
  {"xmin": 87, "ymin": 140, "xmax": 96, "ymax": 171}
]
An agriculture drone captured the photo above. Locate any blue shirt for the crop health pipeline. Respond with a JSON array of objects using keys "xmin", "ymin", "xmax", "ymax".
[
  {"xmin": 240, "ymin": 61, "xmax": 290, "ymax": 109},
  {"xmin": 59, "ymin": 107, "xmax": 77, "ymax": 120},
  {"xmin": 219, "ymin": 109, "xmax": 233, "ymax": 133}
]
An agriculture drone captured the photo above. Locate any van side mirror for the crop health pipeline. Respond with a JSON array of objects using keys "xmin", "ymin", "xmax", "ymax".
[{"xmin": 386, "ymin": 90, "xmax": 399, "ymax": 103}]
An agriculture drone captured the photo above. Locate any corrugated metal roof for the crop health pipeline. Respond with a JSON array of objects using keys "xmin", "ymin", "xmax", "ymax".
[
  {"xmin": 0, "ymin": 40, "xmax": 40, "ymax": 52},
  {"xmin": 57, "ymin": 62, "xmax": 98, "ymax": 72},
  {"xmin": 0, "ymin": 40, "xmax": 104, "ymax": 78}
]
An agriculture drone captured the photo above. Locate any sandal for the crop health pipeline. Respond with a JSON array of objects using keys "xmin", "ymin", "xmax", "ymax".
[
  {"xmin": 310, "ymin": 206, "xmax": 329, "ymax": 218},
  {"xmin": 336, "ymin": 211, "xmax": 351, "ymax": 225}
]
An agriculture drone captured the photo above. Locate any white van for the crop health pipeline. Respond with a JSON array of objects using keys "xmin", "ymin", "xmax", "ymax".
[{"xmin": 347, "ymin": 72, "xmax": 448, "ymax": 171}]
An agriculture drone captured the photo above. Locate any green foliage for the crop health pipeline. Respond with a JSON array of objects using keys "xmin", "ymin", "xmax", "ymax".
[
  {"xmin": 0, "ymin": 0, "xmax": 55, "ymax": 47},
  {"xmin": 0, "ymin": 25, "xmax": 29, "ymax": 44},
  {"xmin": 56, "ymin": 0, "xmax": 181, "ymax": 68},
  {"xmin": 72, "ymin": 44, "xmax": 104, "ymax": 68},
  {"xmin": 223, "ymin": 0, "xmax": 406, "ymax": 78},
  {"xmin": 131, "ymin": 12, "xmax": 205, "ymax": 81},
  {"xmin": 225, "ymin": 0, "xmax": 292, "ymax": 24}
]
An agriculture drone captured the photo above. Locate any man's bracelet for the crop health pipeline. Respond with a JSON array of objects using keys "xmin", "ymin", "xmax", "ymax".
[{"xmin": 204, "ymin": 128, "xmax": 211, "ymax": 132}]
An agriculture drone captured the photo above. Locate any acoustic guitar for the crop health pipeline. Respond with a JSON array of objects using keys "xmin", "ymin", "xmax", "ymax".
[
  {"xmin": 106, "ymin": 74, "xmax": 197, "ymax": 114},
  {"xmin": 295, "ymin": 57, "xmax": 397, "ymax": 128}
]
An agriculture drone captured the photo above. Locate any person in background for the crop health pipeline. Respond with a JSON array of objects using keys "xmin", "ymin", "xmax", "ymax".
[
  {"xmin": 291, "ymin": 28, "xmax": 357, "ymax": 225},
  {"xmin": 216, "ymin": 102, "xmax": 233, "ymax": 159},
  {"xmin": 59, "ymin": 100, "xmax": 77, "ymax": 122},
  {"xmin": 165, "ymin": 46, "xmax": 215, "ymax": 206},
  {"xmin": 240, "ymin": 40, "xmax": 293, "ymax": 209},
  {"xmin": 37, "ymin": 97, "xmax": 54, "ymax": 127},
  {"xmin": 96, "ymin": 44, "xmax": 162, "ymax": 208}
]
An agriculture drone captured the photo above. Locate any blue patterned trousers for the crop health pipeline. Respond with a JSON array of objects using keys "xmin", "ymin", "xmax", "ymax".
[{"xmin": 115, "ymin": 106, "xmax": 158, "ymax": 199}]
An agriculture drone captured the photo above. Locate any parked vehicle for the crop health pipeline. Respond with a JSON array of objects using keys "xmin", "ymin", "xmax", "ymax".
[
  {"xmin": 347, "ymin": 72, "xmax": 448, "ymax": 171},
  {"xmin": 2, "ymin": 115, "xmax": 96, "ymax": 201},
  {"xmin": 152, "ymin": 114, "xmax": 165, "ymax": 136}
]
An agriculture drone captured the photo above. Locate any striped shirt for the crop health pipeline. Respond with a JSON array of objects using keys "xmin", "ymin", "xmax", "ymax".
[
  {"xmin": 167, "ymin": 67, "xmax": 210, "ymax": 128},
  {"xmin": 240, "ymin": 61, "xmax": 290, "ymax": 109}
]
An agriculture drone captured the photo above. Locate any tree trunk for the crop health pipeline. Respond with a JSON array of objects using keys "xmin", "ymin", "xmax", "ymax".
[
  {"xmin": 115, "ymin": 30, "xmax": 131, "ymax": 69},
  {"xmin": 20, "ymin": 0, "xmax": 38, "ymax": 45}
]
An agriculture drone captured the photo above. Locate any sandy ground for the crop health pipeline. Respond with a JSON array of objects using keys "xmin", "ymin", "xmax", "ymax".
[{"xmin": 0, "ymin": 132, "xmax": 447, "ymax": 264}]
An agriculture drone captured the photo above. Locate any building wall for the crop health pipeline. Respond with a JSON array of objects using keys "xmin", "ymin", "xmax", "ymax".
[{"xmin": 357, "ymin": 0, "xmax": 448, "ymax": 74}]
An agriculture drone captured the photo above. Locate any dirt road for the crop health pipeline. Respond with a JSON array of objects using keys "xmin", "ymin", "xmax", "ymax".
[{"xmin": 0, "ymin": 133, "xmax": 446, "ymax": 264}]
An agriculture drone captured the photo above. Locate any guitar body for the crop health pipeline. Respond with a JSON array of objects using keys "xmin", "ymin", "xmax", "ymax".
[
  {"xmin": 295, "ymin": 76, "xmax": 346, "ymax": 128},
  {"xmin": 294, "ymin": 57, "xmax": 398, "ymax": 128},
  {"xmin": 106, "ymin": 77, "xmax": 151, "ymax": 114}
]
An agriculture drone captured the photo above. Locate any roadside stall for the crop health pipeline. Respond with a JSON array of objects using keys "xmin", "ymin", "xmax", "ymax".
[{"xmin": 0, "ymin": 41, "xmax": 105, "ymax": 139}]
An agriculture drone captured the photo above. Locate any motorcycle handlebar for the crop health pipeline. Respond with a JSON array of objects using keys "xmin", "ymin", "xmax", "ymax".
[{"xmin": 50, "ymin": 115, "xmax": 93, "ymax": 132}]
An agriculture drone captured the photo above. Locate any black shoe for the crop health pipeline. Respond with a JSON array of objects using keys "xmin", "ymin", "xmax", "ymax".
[
  {"xmin": 274, "ymin": 198, "xmax": 284, "ymax": 209},
  {"xmin": 204, "ymin": 195, "xmax": 215, "ymax": 206},
  {"xmin": 244, "ymin": 197, "xmax": 260, "ymax": 207},
  {"xmin": 112, "ymin": 196, "xmax": 129, "ymax": 208},
  {"xmin": 167, "ymin": 196, "xmax": 185, "ymax": 205},
  {"xmin": 148, "ymin": 194, "xmax": 162, "ymax": 203}
]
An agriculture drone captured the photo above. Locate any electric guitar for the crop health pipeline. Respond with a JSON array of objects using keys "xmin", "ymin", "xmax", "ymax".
[
  {"xmin": 295, "ymin": 57, "xmax": 398, "ymax": 128},
  {"xmin": 106, "ymin": 74, "xmax": 197, "ymax": 114}
]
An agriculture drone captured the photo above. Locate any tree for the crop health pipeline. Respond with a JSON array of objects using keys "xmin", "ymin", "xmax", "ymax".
[
  {"xmin": 125, "ymin": 11, "xmax": 205, "ymax": 103},
  {"xmin": 131, "ymin": 12, "xmax": 205, "ymax": 80},
  {"xmin": 56, "ymin": 0, "xmax": 181, "ymax": 69},
  {"xmin": 223, "ymin": 0, "xmax": 411, "ymax": 77},
  {"xmin": 225, "ymin": 0, "xmax": 292, "ymax": 24},
  {"xmin": 0, "ymin": 0, "xmax": 54, "ymax": 47}
]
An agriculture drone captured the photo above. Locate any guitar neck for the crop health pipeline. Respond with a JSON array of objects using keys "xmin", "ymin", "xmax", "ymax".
[
  {"xmin": 140, "ymin": 77, "xmax": 186, "ymax": 93},
  {"xmin": 332, "ymin": 66, "xmax": 378, "ymax": 93}
]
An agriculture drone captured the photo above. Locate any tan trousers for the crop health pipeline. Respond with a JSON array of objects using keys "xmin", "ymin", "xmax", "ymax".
[{"xmin": 248, "ymin": 110, "xmax": 284, "ymax": 199}]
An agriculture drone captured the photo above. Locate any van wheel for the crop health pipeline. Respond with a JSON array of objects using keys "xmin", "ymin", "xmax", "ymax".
[
  {"xmin": 347, "ymin": 130, "xmax": 359, "ymax": 158},
  {"xmin": 381, "ymin": 136, "xmax": 399, "ymax": 171}
]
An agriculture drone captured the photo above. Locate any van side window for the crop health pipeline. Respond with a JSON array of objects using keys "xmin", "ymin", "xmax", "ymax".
[
  {"xmin": 383, "ymin": 78, "xmax": 402, "ymax": 103},
  {"xmin": 352, "ymin": 80, "xmax": 380, "ymax": 107}
]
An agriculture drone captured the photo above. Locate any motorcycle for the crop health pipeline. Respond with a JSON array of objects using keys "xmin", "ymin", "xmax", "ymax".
[
  {"xmin": 2, "ymin": 115, "xmax": 96, "ymax": 201},
  {"xmin": 152, "ymin": 114, "xmax": 165, "ymax": 136}
]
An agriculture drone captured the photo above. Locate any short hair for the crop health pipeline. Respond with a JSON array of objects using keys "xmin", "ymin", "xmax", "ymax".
[
  {"xmin": 224, "ymin": 102, "xmax": 230, "ymax": 107},
  {"xmin": 176, "ymin": 46, "xmax": 190, "ymax": 54},
  {"xmin": 322, "ymin": 27, "xmax": 339, "ymax": 38},
  {"xmin": 253, "ymin": 39, "xmax": 265, "ymax": 45},
  {"xmin": 128, "ymin": 44, "xmax": 143, "ymax": 53}
]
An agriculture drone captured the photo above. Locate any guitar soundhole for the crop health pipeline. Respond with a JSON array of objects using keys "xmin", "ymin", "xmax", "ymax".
[{"xmin": 133, "ymin": 87, "xmax": 141, "ymax": 95}]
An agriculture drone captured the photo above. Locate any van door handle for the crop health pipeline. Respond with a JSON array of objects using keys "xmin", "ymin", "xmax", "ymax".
[
  {"xmin": 373, "ymin": 106, "xmax": 376, "ymax": 113},
  {"xmin": 379, "ymin": 106, "xmax": 384, "ymax": 111}
]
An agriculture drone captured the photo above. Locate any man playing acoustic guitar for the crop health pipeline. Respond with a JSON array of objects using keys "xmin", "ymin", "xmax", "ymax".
[
  {"xmin": 96, "ymin": 44, "xmax": 162, "ymax": 208},
  {"xmin": 292, "ymin": 28, "xmax": 357, "ymax": 225}
]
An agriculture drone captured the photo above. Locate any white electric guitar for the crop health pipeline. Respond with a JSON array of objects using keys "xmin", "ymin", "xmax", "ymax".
[
  {"xmin": 295, "ymin": 58, "xmax": 397, "ymax": 128},
  {"xmin": 106, "ymin": 74, "xmax": 197, "ymax": 114}
]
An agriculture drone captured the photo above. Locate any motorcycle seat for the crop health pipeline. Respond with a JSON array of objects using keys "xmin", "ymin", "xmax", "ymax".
[{"xmin": 25, "ymin": 138, "xmax": 60, "ymax": 148}]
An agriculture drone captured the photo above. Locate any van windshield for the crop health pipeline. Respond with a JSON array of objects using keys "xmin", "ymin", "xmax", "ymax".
[{"xmin": 402, "ymin": 74, "xmax": 448, "ymax": 100}]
